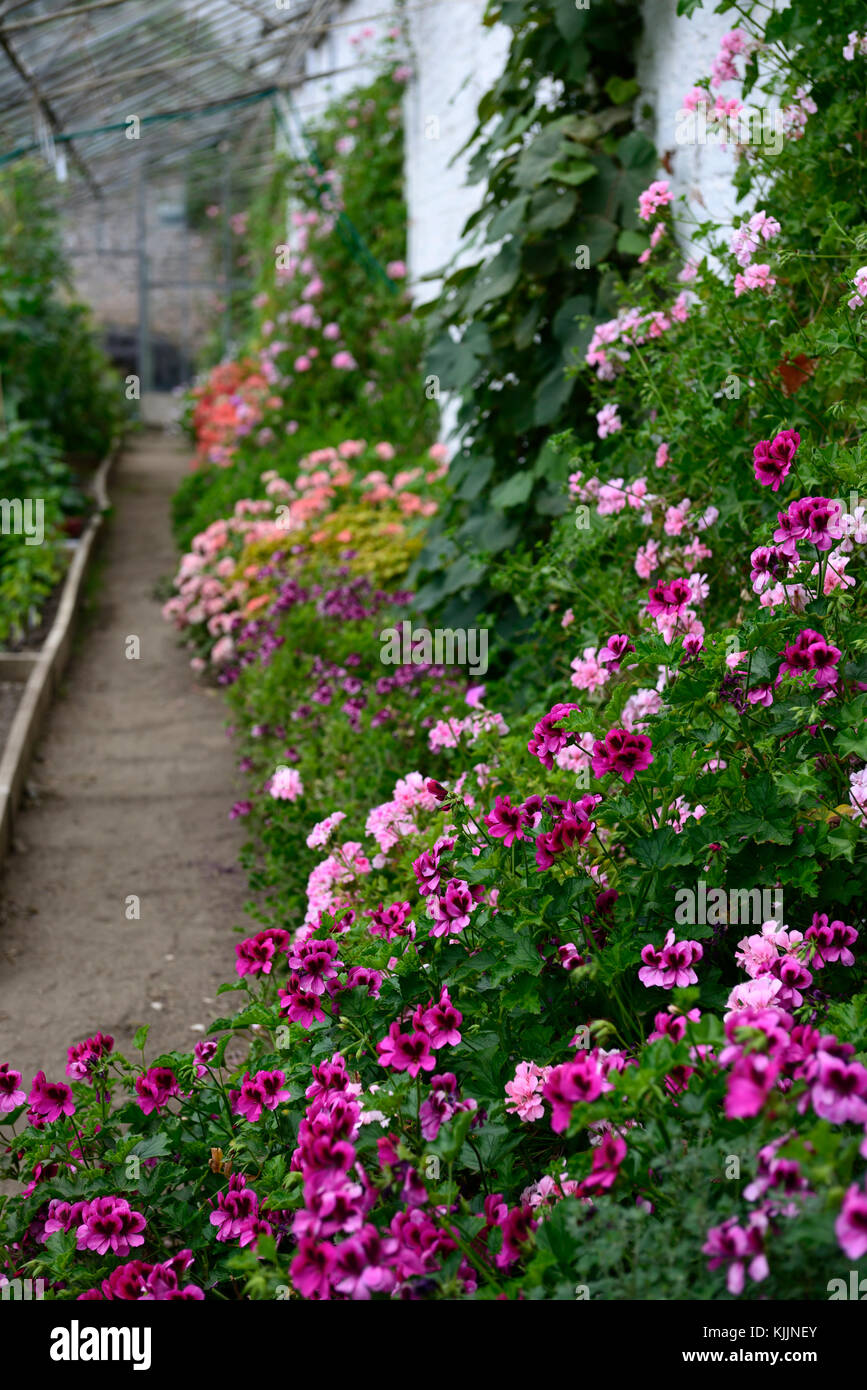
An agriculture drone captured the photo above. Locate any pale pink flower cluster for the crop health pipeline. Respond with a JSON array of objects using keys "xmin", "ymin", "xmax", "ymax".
[
  {"xmin": 364, "ymin": 773, "xmax": 438, "ymax": 855},
  {"xmin": 637, "ymin": 179, "xmax": 673, "ymax": 222},
  {"xmin": 569, "ymin": 647, "xmax": 609, "ymax": 693},
  {"xmin": 621, "ymin": 688, "xmax": 662, "ymax": 732},
  {"xmin": 596, "ymin": 403, "xmax": 622, "ymax": 438},
  {"xmin": 729, "ymin": 210, "xmax": 780, "ymax": 268},
  {"xmin": 585, "ymin": 292, "xmax": 691, "ymax": 380},
  {"xmin": 781, "ymin": 87, "xmax": 817, "ymax": 140},
  {"xmin": 710, "ymin": 28, "xmax": 752, "ymax": 87},
  {"xmin": 846, "ymin": 267, "xmax": 867, "ymax": 311},
  {"xmin": 843, "ymin": 32, "xmax": 867, "ymax": 61},
  {"xmin": 505, "ymin": 1061, "xmax": 552, "ymax": 1122},
  {"xmin": 270, "ymin": 766, "xmax": 304, "ymax": 801},
  {"xmin": 306, "ymin": 810, "xmax": 347, "ymax": 849},
  {"xmin": 733, "ymin": 262, "xmax": 776, "ymax": 298},
  {"xmin": 304, "ymin": 841, "xmax": 371, "ymax": 926},
  {"xmin": 428, "ymin": 710, "xmax": 509, "ymax": 752},
  {"xmin": 849, "ymin": 767, "xmax": 867, "ymax": 827}
]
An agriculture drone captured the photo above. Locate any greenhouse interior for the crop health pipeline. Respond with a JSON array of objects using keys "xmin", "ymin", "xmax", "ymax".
[{"xmin": 0, "ymin": 0, "xmax": 865, "ymax": 1339}]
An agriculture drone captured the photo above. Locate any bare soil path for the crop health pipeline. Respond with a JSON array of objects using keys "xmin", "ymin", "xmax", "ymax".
[{"xmin": 0, "ymin": 433, "xmax": 248, "ymax": 1084}]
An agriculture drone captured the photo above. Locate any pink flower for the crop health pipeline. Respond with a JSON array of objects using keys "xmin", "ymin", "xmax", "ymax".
[
  {"xmin": 734, "ymin": 263, "xmax": 776, "ymax": 296},
  {"xmin": 27, "ymin": 1072, "xmax": 75, "ymax": 1124},
  {"xmin": 233, "ymin": 1070, "xmax": 291, "ymax": 1122},
  {"xmin": 703, "ymin": 1214, "xmax": 769, "ymax": 1295},
  {"xmin": 592, "ymin": 728, "xmax": 654, "ymax": 783},
  {"xmin": 386, "ymin": 260, "xmax": 406, "ymax": 279},
  {"xmin": 570, "ymin": 646, "xmax": 609, "ymax": 692},
  {"xmin": 836, "ymin": 1182, "xmax": 867, "ymax": 1259},
  {"xmin": 753, "ymin": 429, "xmax": 800, "ymax": 491},
  {"xmin": 0, "ymin": 1063, "xmax": 26, "ymax": 1113},
  {"xmin": 270, "ymin": 766, "xmax": 304, "ymax": 801},
  {"xmin": 76, "ymin": 1197, "xmax": 146, "ymax": 1257},
  {"xmin": 332, "ymin": 351, "xmax": 357, "ymax": 370},
  {"xmin": 505, "ymin": 1062, "xmax": 550, "ymax": 1122},
  {"xmin": 377, "ymin": 1023, "xmax": 436, "ymax": 1077},
  {"xmin": 134, "ymin": 1066, "xmax": 180, "ymax": 1116},
  {"xmin": 596, "ymin": 403, "xmax": 622, "ymax": 438},
  {"xmin": 638, "ymin": 179, "xmax": 672, "ymax": 222}
]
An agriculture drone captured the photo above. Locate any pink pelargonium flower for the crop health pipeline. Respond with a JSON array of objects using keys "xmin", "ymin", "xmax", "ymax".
[
  {"xmin": 0, "ymin": 1063, "xmax": 26, "ymax": 1112},
  {"xmin": 752, "ymin": 429, "xmax": 800, "ymax": 492},
  {"xmin": 27, "ymin": 1072, "xmax": 75, "ymax": 1124},
  {"xmin": 592, "ymin": 728, "xmax": 654, "ymax": 783},
  {"xmin": 76, "ymin": 1197, "xmax": 147, "ymax": 1257},
  {"xmin": 836, "ymin": 1181, "xmax": 867, "ymax": 1260},
  {"xmin": 232, "ymin": 1069, "xmax": 291, "ymax": 1123},
  {"xmin": 505, "ymin": 1062, "xmax": 551, "ymax": 1122}
]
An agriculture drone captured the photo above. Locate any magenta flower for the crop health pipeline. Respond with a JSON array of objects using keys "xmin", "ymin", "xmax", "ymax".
[
  {"xmin": 724, "ymin": 1052, "xmax": 780, "ymax": 1119},
  {"xmin": 543, "ymin": 1055, "xmax": 611, "ymax": 1134},
  {"xmin": 752, "ymin": 428, "xmax": 800, "ymax": 491},
  {"xmin": 703, "ymin": 1214, "xmax": 769, "ymax": 1295},
  {"xmin": 76, "ymin": 1196, "xmax": 147, "ymax": 1257},
  {"xmin": 235, "ymin": 928, "xmax": 289, "ymax": 977},
  {"xmin": 80, "ymin": 1250, "xmax": 203, "ymax": 1301},
  {"xmin": 420, "ymin": 988, "xmax": 463, "ymax": 1048},
  {"xmin": 645, "ymin": 576, "xmax": 691, "ymax": 618},
  {"xmin": 810, "ymin": 1053, "xmax": 867, "ymax": 1125},
  {"xmin": 527, "ymin": 702, "xmax": 581, "ymax": 770},
  {"xmin": 806, "ymin": 913, "xmax": 858, "ymax": 967},
  {"xmin": 233, "ymin": 1070, "xmax": 290, "ymax": 1123},
  {"xmin": 66, "ymin": 1033, "xmax": 114, "ymax": 1082},
  {"xmin": 428, "ymin": 878, "xmax": 476, "ymax": 936},
  {"xmin": 836, "ymin": 1182, "xmax": 867, "ymax": 1260},
  {"xmin": 134, "ymin": 1066, "xmax": 180, "ymax": 1116},
  {"xmin": 286, "ymin": 938, "xmax": 343, "ymax": 995},
  {"xmin": 484, "ymin": 795, "xmax": 527, "ymax": 847},
  {"xmin": 0, "ymin": 1063, "xmax": 25, "ymax": 1113},
  {"xmin": 279, "ymin": 975, "xmax": 328, "ymax": 1028},
  {"xmin": 377, "ymin": 1023, "xmax": 436, "ymax": 1078},
  {"xmin": 27, "ymin": 1071, "xmax": 75, "ymax": 1125},
  {"xmin": 209, "ymin": 1174, "xmax": 260, "ymax": 1242},
  {"xmin": 291, "ymin": 1236, "xmax": 338, "ymax": 1299},
  {"xmin": 366, "ymin": 900, "xmax": 413, "ymax": 940},
  {"xmin": 592, "ymin": 728, "xmax": 654, "ymax": 782},
  {"xmin": 332, "ymin": 1225, "xmax": 398, "ymax": 1299}
]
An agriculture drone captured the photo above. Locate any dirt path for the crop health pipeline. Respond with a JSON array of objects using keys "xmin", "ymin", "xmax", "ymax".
[{"xmin": 0, "ymin": 433, "xmax": 249, "ymax": 1084}]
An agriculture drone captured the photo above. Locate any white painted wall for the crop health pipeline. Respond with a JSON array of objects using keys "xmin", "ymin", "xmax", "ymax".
[{"xmin": 636, "ymin": 0, "xmax": 762, "ymax": 243}]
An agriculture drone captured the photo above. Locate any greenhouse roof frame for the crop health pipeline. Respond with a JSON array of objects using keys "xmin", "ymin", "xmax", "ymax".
[{"xmin": 0, "ymin": 0, "xmax": 346, "ymax": 208}]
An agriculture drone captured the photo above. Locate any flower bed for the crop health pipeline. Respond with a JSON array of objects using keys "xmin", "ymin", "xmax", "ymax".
[{"xmin": 1, "ymin": 1, "xmax": 867, "ymax": 1305}]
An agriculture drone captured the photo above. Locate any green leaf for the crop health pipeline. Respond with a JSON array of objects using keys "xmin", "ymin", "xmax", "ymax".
[
  {"xmin": 133, "ymin": 1025, "xmax": 150, "ymax": 1053},
  {"xmin": 632, "ymin": 827, "xmax": 696, "ymax": 869},
  {"xmin": 616, "ymin": 228, "xmax": 649, "ymax": 256},
  {"xmin": 490, "ymin": 470, "xmax": 534, "ymax": 509}
]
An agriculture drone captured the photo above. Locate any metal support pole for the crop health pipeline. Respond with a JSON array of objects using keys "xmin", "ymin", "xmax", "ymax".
[
  {"xmin": 221, "ymin": 148, "xmax": 232, "ymax": 359},
  {"xmin": 137, "ymin": 164, "xmax": 152, "ymax": 398}
]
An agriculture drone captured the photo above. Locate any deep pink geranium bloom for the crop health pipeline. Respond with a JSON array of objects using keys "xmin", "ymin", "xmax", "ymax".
[
  {"xmin": 76, "ymin": 1197, "xmax": 147, "ymax": 1257},
  {"xmin": 810, "ymin": 1053, "xmax": 867, "ymax": 1125},
  {"xmin": 527, "ymin": 702, "xmax": 581, "ymax": 769},
  {"xmin": 279, "ymin": 976, "xmax": 328, "ymax": 1028},
  {"xmin": 724, "ymin": 1052, "xmax": 780, "ymax": 1119},
  {"xmin": 27, "ymin": 1071, "xmax": 75, "ymax": 1124},
  {"xmin": 752, "ymin": 428, "xmax": 800, "ymax": 491},
  {"xmin": 66, "ymin": 1032, "xmax": 114, "ymax": 1082},
  {"xmin": 235, "ymin": 928, "xmax": 289, "ymax": 978},
  {"xmin": 484, "ymin": 795, "xmax": 527, "ymax": 846},
  {"xmin": 378, "ymin": 1027, "xmax": 436, "ymax": 1078},
  {"xmin": 836, "ymin": 1183, "xmax": 867, "ymax": 1260},
  {"xmin": 209, "ymin": 1174, "xmax": 260, "ymax": 1242},
  {"xmin": 645, "ymin": 576, "xmax": 691, "ymax": 618},
  {"xmin": 332, "ymin": 1225, "xmax": 398, "ymax": 1299},
  {"xmin": 421, "ymin": 988, "xmax": 463, "ymax": 1048},
  {"xmin": 291, "ymin": 1236, "xmax": 338, "ymax": 1299},
  {"xmin": 543, "ymin": 1056, "xmax": 610, "ymax": 1133},
  {"xmin": 806, "ymin": 913, "xmax": 858, "ymax": 967},
  {"xmin": 0, "ymin": 1063, "xmax": 25, "ymax": 1113},
  {"xmin": 134, "ymin": 1066, "xmax": 180, "ymax": 1116},
  {"xmin": 592, "ymin": 728, "xmax": 654, "ymax": 782},
  {"xmin": 233, "ymin": 1069, "xmax": 290, "ymax": 1122}
]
